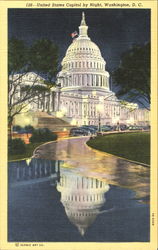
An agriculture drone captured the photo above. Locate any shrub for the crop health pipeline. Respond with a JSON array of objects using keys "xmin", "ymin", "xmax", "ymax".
[
  {"xmin": 24, "ymin": 125, "xmax": 35, "ymax": 134},
  {"xmin": 8, "ymin": 138, "xmax": 26, "ymax": 155},
  {"xmin": 29, "ymin": 128, "xmax": 57, "ymax": 143},
  {"xmin": 13, "ymin": 125, "xmax": 22, "ymax": 132}
]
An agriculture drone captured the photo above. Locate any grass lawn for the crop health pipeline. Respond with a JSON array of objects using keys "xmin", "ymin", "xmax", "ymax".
[
  {"xmin": 87, "ymin": 132, "xmax": 150, "ymax": 165},
  {"xmin": 8, "ymin": 142, "xmax": 42, "ymax": 161}
]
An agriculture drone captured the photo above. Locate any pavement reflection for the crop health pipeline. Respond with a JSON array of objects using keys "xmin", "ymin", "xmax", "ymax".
[
  {"xmin": 56, "ymin": 165, "xmax": 111, "ymax": 236},
  {"xmin": 33, "ymin": 137, "xmax": 150, "ymax": 201}
]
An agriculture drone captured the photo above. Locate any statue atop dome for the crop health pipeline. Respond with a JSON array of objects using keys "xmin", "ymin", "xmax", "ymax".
[
  {"xmin": 79, "ymin": 12, "xmax": 89, "ymax": 38},
  {"xmin": 80, "ymin": 12, "xmax": 86, "ymax": 26}
]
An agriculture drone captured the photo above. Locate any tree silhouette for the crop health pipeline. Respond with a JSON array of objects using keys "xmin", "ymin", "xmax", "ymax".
[
  {"xmin": 8, "ymin": 38, "xmax": 59, "ymax": 138},
  {"xmin": 113, "ymin": 42, "xmax": 150, "ymax": 110}
]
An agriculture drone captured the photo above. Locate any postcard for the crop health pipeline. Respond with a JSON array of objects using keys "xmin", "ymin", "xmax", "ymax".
[{"xmin": 0, "ymin": 0, "xmax": 157, "ymax": 250}]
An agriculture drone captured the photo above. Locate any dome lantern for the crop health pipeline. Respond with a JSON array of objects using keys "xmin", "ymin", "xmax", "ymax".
[
  {"xmin": 78, "ymin": 12, "xmax": 89, "ymax": 39},
  {"xmin": 80, "ymin": 12, "xmax": 86, "ymax": 26}
]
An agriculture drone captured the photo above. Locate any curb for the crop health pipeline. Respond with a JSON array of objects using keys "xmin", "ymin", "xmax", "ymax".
[
  {"xmin": 85, "ymin": 141, "xmax": 150, "ymax": 168},
  {"xmin": 8, "ymin": 157, "xmax": 31, "ymax": 163},
  {"xmin": 9, "ymin": 133, "xmax": 150, "ymax": 168},
  {"xmin": 9, "ymin": 136, "xmax": 89, "ymax": 162}
]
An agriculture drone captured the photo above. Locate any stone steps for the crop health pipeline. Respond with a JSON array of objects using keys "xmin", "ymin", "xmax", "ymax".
[{"xmin": 34, "ymin": 112, "xmax": 74, "ymax": 131}]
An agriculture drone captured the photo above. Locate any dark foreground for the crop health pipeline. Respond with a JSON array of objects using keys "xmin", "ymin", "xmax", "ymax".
[{"xmin": 8, "ymin": 159, "xmax": 150, "ymax": 242}]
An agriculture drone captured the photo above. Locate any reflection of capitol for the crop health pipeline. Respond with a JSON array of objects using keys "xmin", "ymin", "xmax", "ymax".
[
  {"xmin": 9, "ymin": 159, "xmax": 110, "ymax": 236},
  {"xmin": 57, "ymin": 166, "xmax": 110, "ymax": 236},
  {"xmin": 8, "ymin": 159, "xmax": 60, "ymax": 185}
]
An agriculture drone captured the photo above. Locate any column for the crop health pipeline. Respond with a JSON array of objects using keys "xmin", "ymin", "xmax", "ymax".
[
  {"xmin": 93, "ymin": 75, "xmax": 95, "ymax": 86},
  {"xmin": 82, "ymin": 74, "xmax": 84, "ymax": 86},
  {"xmin": 49, "ymin": 92, "xmax": 52, "ymax": 112},
  {"xmin": 79, "ymin": 75, "xmax": 82, "ymax": 86},
  {"xmin": 95, "ymin": 75, "xmax": 98, "ymax": 86},
  {"xmin": 55, "ymin": 160, "xmax": 58, "ymax": 173},
  {"xmin": 87, "ymin": 74, "xmax": 89, "ymax": 86},
  {"xmin": 16, "ymin": 166, "xmax": 20, "ymax": 181},
  {"xmin": 84, "ymin": 74, "xmax": 87, "ymax": 86},
  {"xmin": 57, "ymin": 90, "xmax": 60, "ymax": 111}
]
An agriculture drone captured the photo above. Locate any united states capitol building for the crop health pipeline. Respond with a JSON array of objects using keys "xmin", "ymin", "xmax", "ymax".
[
  {"xmin": 55, "ymin": 12, "xmax": 149, "ymax": 126},
  {"xmin": 12, "ymin": 12, "xmax": 149, "ymax": 127}
]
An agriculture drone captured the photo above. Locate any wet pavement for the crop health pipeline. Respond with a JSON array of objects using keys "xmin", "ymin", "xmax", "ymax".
[
  {"xmin": 33, "ymin": 137, "xmax": 150, "ymax": 200},
  {"xmin": 8, "ymin": 136, "xmax": 150, "ymax": 242}
]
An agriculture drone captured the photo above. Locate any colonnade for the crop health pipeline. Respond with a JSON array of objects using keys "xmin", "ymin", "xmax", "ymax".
[
  {"xmin": 60, "ymin": 175, "xmax": 106, "ymax": 189},
  {"xmin": 63, "ymin": 60, "xmax": 105, "ymax": 70},
  {"xmin": 9, "ymin": 159, "xmax": 60, "ymax": 182},
  {"xmin": 61, "ymin": 74, "xmax": 108, "ymax": 88}
]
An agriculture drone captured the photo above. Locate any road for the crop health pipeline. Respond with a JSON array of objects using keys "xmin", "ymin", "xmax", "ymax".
[{"xmin": 33, "ymin": 136, "xmax": 150, "ymax": 201}]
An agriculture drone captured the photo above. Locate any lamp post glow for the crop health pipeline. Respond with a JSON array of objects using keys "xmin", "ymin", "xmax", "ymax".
[{"xmin": 96, "ymin": 102, "xmax": 104, "ymax": 132}]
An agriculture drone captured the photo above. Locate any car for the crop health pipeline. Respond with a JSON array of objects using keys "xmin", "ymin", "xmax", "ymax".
[
  {"xmin": 80, "ymin": 126, "xmax": 97, "ymax": 134},
  {"xmin": 101, "ymin": 125, "xmax": 113, "ymax": 132},
  {"xmin": 70, "ymin": 128, "xmax": 89, "ymax": 136},
  {"xmin": 128, "ymin": 126, "xmax": 142, "ymax": 130},
  {"xmin": 120, "ymin": 125, "xmax": 129, "ymax": 131},
  {"xmin": 142, "ymin": 126, "xmax": 150, "ymax": 130}
]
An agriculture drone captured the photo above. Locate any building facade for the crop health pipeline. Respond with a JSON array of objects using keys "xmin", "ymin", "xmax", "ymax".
[
  {"xmin": 10, "ymin": 13, "xmax": 150, "ymax": 127},
  {"xmin": 55, "ymin": 12, "xmax": 150, "ymax": 126},
  {"xmin": 56, "ymin": 12, "xmax": 120, "ymax": 126}
]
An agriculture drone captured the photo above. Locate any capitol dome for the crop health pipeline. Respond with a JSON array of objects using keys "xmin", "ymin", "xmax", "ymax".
[
  {"xmin": 65, "ymin": 38, "xmax": 103, "ymax": 60},
  {"xmin": 63, "ymin": 12, "xmax": 103, "ymax": 59},
  {"xmin": 58, "ymin": 12, "xmax": 110, "ymax": 91},
  {"xmin": 54, "ymin": 12, "xmax": 122, "ymax": 127}
]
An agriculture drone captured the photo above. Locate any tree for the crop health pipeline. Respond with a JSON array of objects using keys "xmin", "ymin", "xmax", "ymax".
[
  {"xmin": 29, "ymin": 39, "xmax": 58, "ymax": 82},
  {"xmin": 8, "ymin": 38, "xmax": 59, "ymax": 138},
  {"xmin": 112, "ymin": 42, "xmax": 150, "ymax": 110},
  {"xmin": 29, "ymin": 39, "xmax": 59, "ymax": 113}
]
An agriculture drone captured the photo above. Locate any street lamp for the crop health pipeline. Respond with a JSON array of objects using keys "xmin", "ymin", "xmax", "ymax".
[
  {"xmin": 116, "ymin": 112, "xmax": 120, "ymax": 131},
  {"xmin": 96, "ymin": 103, "xmax": 104, "ymax": 132}
]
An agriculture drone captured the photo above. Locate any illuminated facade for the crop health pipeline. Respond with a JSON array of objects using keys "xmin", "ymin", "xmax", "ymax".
[
  {"xmin": 11, "ymin": 13, "xmax": 150, "ymax": 127},
  {"xmin": 55, "ymin": 12, "xmax": 150, "ymax": 126},
  {"xmin": 56, "ymin": 12, "xmax": 121, "ymax": 126}
]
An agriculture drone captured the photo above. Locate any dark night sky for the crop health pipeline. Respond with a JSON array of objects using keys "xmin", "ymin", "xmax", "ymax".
[{"xmin": 8, "ymin": 8, "xmax": 150, "ymax": 71}]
